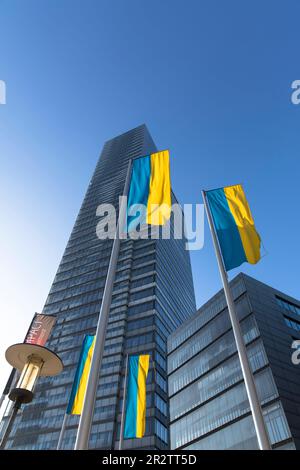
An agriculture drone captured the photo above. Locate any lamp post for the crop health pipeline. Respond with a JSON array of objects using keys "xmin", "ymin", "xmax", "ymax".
[{"xmin": 0, "ymin": 343, "xmax": 63, "ymax": 449}]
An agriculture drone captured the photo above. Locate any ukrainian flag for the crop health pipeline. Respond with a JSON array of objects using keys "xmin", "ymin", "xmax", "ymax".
[
  {"xmin": 66, "ymin": 335, "xmax": 95, "ymax": 415},
  {"xmin": 206, "ymin": 184, "xmax": 261, "ymax": 271},
  {"xmin": 124, "ymin": 355, "xmax": 150, "ymax": 439},
  {"xmin": 127, "ymin": 150, "xmax": 171, "ymax": 232}
]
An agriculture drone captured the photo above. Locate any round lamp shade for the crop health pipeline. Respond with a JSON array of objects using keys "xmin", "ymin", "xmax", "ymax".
[{"xmin": 5, "ymin": 343, "xmax": 63, "ymax": 376}]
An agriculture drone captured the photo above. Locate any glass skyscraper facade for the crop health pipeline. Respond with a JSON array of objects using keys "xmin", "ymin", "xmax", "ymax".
[
  {"xmin": 168, "ymin": 273, "xmax": 300, "ymax": 450},
  {"xmin": 2, "ymin": 124, "xmax": 196, "ymax": 450}
]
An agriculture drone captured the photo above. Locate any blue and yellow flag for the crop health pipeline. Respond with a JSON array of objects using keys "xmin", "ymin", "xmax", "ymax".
[
  {"xmin": 124, "ymin": 355, "xmax": 150, "ymax": 439},
  {"xmin": 66, "ymin": 335, "xmax": 95, "ymax": 415},
  {"xmin": 127, "ymin": 150, "xmax": 171, "ymax": 232},
  {"xmin": 206, "ymin": 184, "xmax": 261, "ymax": 271}
]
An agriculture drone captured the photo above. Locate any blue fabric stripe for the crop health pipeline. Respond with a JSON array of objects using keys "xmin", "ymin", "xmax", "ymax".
[
  {"xmin": 124, "ymin": 356, "xmax": 139, "ymax": 438},
  {"xmin": 127, "ymin": 156, "xmax": 151, "ymax": 232},
  {"xmin": 206, "ymin": 188, "xmax": 247, "ymax": 271},
  {"xmin": 66, "ymin": 335, "xmax": 94, "ymax": 414}
]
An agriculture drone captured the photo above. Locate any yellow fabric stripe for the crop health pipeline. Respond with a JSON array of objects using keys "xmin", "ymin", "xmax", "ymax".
[
  {"xmin": 224, "ymin": 185, "xmax": 261, "ymax": 265},
  {"xmin": 136, "ymin": 355, "xmax": 150, "ymax": 438},
  {"xmin": 72, "ymin": 337, "xmax": 95, "ymax": 414},
  {"xmin": 146, "ymin": 150, "xmax": 171, "ymax": 225}
]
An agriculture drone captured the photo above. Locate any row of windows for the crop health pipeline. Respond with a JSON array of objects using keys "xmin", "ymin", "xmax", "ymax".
[
  {"xmin": 129, "ymin": 287, "xmax": 155, "ymax": 302},
  {"xmin": 127, "ymin": 315, "xmax": 153, "ymax": 331},
  {"xmin": 125, "ymin": 332, "xmax": 166, "ymax": 353},
  {"xmin": 130, "ymin": 274, "xmax": 155, "ymax": 290},
  {"xmin": 168, "ymin": 307, "xmax": 256, "ymax": 373},
  {"xmin": 155, "ymin": 394, "xmax": 168, "ymax": 417},
  {"xmin": 168, "ymin": 281, "xmax": 246, "ymax": 352},
  {"xmin": 284, "ymin": 315, "xmax": 300, "ymax": 332},
  {"xmin": 50, "ymin": 267, "xmax": 108, "ymax": 294},
  {"xmin": 168, "ymin": 317, "xmax": 259, "ymax": 396},
  {"xmin": 170, "ymin": 340, "xmax": 268, "ymax": 420},
  {"xmin": 44, "ymin": 290, "xmax": 102, "ymax": 314},
  {"xmin": 183, "ymin": 401, "xmax": 292, "ymax": 450},
  {"xmin": 276, "ymin": 296, "xmax": 300, "ymax": 316},
  {"xmin": 131, "ymin": 263, "xmax": 155, "ymax": 278},
  {"xmin": 131, "ymin": 253, "xmax": 155, "ymax": 268},
  {"xmin": 171, "ymin": 367, "xmax": 278, "ymax": 448},
  {"xmin": 127, "ymin": 315, "xmax": 169, "ymax": 342},
  {"xmin": 156, "ymin": 370, "xmax": 167, "ymax": 393},
  {"xmin": 127, "ymin": 300, "xmax": 155, "ymax": 316}
]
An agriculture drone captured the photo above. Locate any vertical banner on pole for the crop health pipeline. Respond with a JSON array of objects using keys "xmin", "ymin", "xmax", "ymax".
[
  {"xmin": 124, "ymin": 355, "xmax": 150, "ymax": 439},
  {"xmin": 202, "ymin": 188, "xmax": 271, "ymax": 450},
  {"xmin": 24, "ymin": 314, "xmax": 56, "ymax": 346},
  {"xmin": 57, "ymin": 335, "xmax": 95, "ymax": 449}
]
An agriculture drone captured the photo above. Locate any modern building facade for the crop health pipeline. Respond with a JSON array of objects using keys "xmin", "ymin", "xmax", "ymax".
[
  {"xmin": 168, "ymin": 273, "xmax": 300, "ymax": 450},
  {"xmin": 3, "ymin": 125, "xmax": 196, "ymax": 450}
]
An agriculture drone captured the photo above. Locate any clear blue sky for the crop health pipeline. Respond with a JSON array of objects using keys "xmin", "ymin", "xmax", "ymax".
[{"xmin": 0, "ymin": 0, "xmax": 299, "ymax": 391}]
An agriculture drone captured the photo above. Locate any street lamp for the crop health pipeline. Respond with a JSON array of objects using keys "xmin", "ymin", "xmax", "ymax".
[{"xmin": 0, "ymin": 343, "xmax": 63, "ymax": 449}]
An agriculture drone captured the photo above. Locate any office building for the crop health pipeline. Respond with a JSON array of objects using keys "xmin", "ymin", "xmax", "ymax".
[
  {"xmin": 168, "ymin": 273, "xmax": 300, "ymax": 450},
  {"xmin": 2, "ymin": 125, "xmax": 196, "ymax": 450}
]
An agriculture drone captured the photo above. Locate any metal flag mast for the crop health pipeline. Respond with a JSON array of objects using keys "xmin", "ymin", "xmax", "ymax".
[
  {"xmin": 74, "ymin": 159, "xmax": 133, "ymax": 450},
  {"xmin": 202, "ymin": 190, "xmax": 271, "ymax": 451},
  {"xmin": 118, "ymin": 353, "xmax": 129, "ymax": 450},
  {"xmin": 57, "ymin": 413, "xmax": 68, "ymax": 450}
]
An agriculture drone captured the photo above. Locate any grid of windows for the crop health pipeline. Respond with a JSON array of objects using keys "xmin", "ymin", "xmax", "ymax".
[
  {"xmin": 170, "ymin": 340, "xmax": 269, "ymax": 420},
  {"xmin": 168, "ymin": 276, "xmax": 298, "ymax": 450},
  {"xmin": 171, "ymin": 367, "xmax": 278, "ymax": 448},
  {"xmin": 184, "ymin": 402, "xmax": 292, "ymax": 450}
]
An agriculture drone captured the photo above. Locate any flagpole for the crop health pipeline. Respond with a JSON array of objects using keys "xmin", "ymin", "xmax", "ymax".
[
  {"xmin": 74, "ymin": 160, "xmax": 133, "ymax": 450},
  {"xmin": 119, "ymin": 353, "xmax": 129, "ymax": 450},
  {"xmin": 202, "ymin": 190, "xmax": 271, "ymax": 451},
  {"xmin": 57, "ymin": 413, "xmax": 68, "ymax": 450}
]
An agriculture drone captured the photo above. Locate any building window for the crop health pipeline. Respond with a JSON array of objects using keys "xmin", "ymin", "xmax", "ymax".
[
  {"xmin": 125, "ymin": 333, "xmax": 153, "ymax": 348},
  {"xmin": 284, "ymin": 316, "xmax": 300, "ymax": 332},
  {"xmin": 276, "ymin": 296, "xmax": 300, "ymax": 316},
  {"xmin": 155, "ymin": 394, "xmax": 168, "ymax": 417},
  {"xmin": 155, "ymin": 351, "xmax": 167, "ymax": 371},
  {"xmin": 156, "ymin": 371, "xmax": 167, "ymax": 393},
  {"xmin": 155, "ymin": 419, "xmax": 168, "ymax": 443}
]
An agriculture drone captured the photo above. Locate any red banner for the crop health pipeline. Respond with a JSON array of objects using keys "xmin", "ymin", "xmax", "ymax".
[{"xmin": 24, "ymin": 313, "xmax": 56, "ymax": 346}]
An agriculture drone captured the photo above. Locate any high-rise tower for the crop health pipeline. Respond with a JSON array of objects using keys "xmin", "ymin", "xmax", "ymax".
[{"xmin": 4, "ymin": 125, "xmax": 196, "ymax": 450}]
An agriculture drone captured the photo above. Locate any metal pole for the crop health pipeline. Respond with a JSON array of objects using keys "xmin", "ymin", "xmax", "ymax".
[
  {"xmin": 202, "ymin": 190, "xmax": 271, "ymax": 450},
  {"xmin": 0, "ymin": 400, "xmax": 21, "ymax": 449},
  {"xmin": 0, "ymin": 397, "xmax": 5, "ymax": 414},
  {"xmin": 57, "ymin": 413, "xmax": 68, "ymax": 450},
  {"xmin": 119, "ymin": 354, "xmax": 129, "ymax": 450},
  {"xmin": 74, "ymin": 160, "xmax": 133, "ymax": 450}
]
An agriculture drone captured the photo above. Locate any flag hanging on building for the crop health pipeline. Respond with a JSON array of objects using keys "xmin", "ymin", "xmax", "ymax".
[
  {"xmin": 127, "ymin": 150, "xmax": 171, "ymax": 231},
  {"xmin": 206, "ymin": 184, "xmax": 261, "ymax": 271},
  {"xmin": 24, "ymin": 313, "xmax": 56, "ymax": 346},
  {"xmin": 66, "ymin": 335, "xmax": 95, "ymax": 415},
  {"xmin": 124, "ymin": 355, "xmax": 150, "ymax": 439}
]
